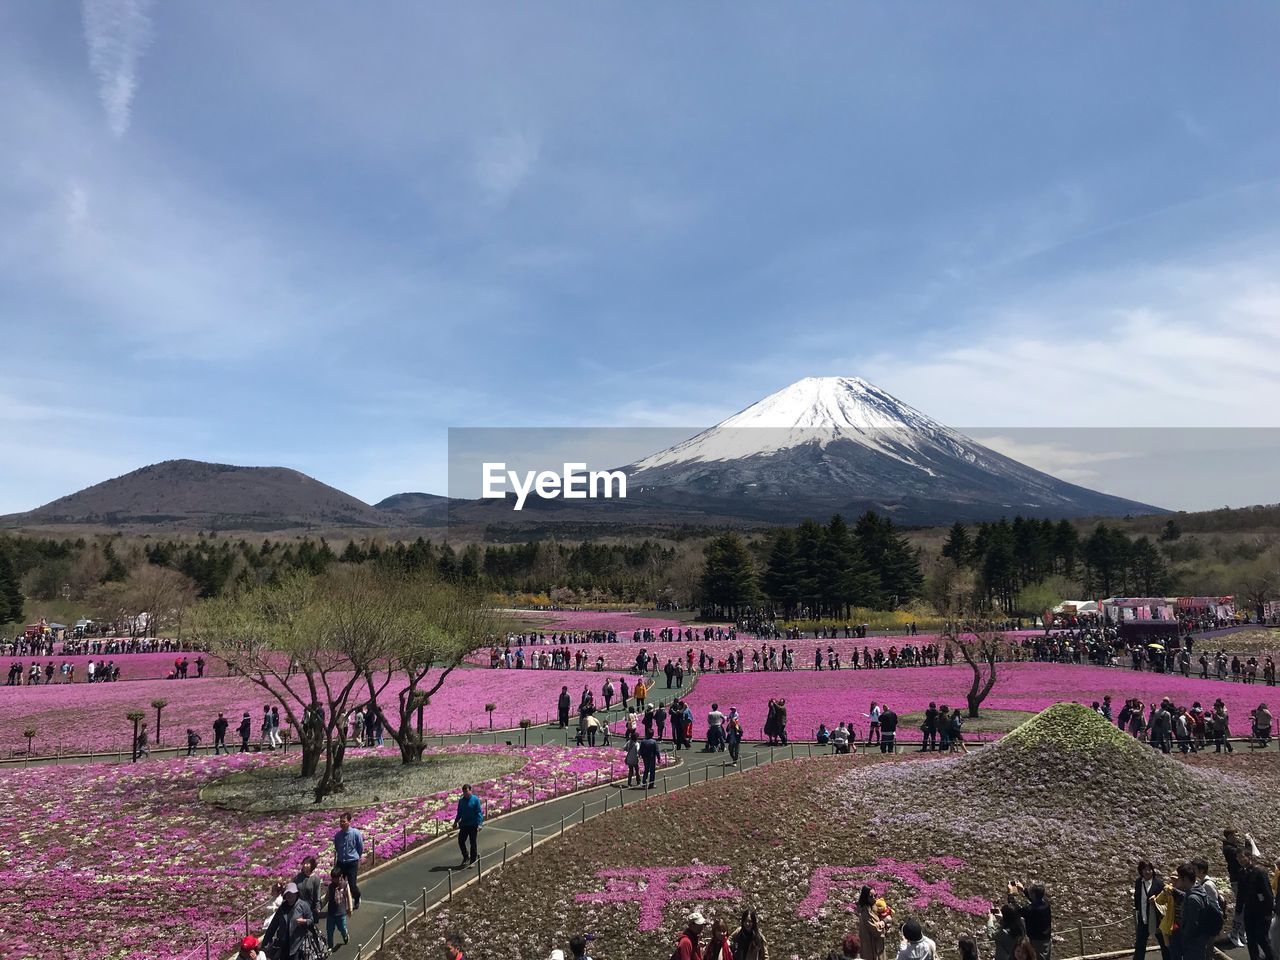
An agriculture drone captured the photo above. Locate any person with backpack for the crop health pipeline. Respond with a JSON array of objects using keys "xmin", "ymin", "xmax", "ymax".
[
  {"xmin": 1180, "ymin": 861, "xmax": 1224, "ymax": 960},
  {"xmin": 1236, "ymin": 846, "xmax": 1276, "ymax": 960}
]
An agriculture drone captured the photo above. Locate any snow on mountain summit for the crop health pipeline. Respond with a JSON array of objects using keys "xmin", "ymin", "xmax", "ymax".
[{"xmin": 631, "ymin": 376, "xmax": 974, "ymax": 472}]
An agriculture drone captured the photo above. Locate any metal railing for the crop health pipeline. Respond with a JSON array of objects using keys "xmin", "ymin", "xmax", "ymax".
[{"xmin": 346, "ymin": 744, "xmax": 809, "ymax": 960}]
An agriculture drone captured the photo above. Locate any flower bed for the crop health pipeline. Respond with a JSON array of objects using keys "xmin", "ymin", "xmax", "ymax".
[
  {"xmin": 0, "ymin": 743, "xmax": 627, "ymax": 960},
  {"xmin": 384, "ymin": 706, "xmax": 1280, "ymax": 960},
  {"xmin": 0, "ymin": 667, "xmax": 594, "ymax": 756}
]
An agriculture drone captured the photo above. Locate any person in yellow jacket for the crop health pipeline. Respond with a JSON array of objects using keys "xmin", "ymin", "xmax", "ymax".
[
  {"xmin": 1154, "ymin": 880, "xmax": 1180, "ymax": 943},
  {"xmin": 635, "ymin": 678, "xmax": 648, "ymax": 708}
]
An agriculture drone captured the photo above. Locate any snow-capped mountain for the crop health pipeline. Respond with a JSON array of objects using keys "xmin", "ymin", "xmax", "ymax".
[{"xmin": 624, "ymin": 376, "xmax": 1161, "ymax": 523}]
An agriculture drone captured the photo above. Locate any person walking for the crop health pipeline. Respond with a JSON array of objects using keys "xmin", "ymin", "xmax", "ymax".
[
  {"xmin": 1213, "ymin": 702, "xmax": 1234, "ymax": 754},
  {"xmin": 1226, "ymin": 829, "xmax": 1249, "ymax": 946},
  {"xmin": 324, "ymin": 866, "xmax": 351, "ymax": 949},
  {"xmin": 261, "ymin": 883, "xmax": 317, "ymax": 960},
  {"xmin": 238, "ymin": 711, "xmax": 252, "ymax": 753},
  {"xmin": 213, "ymin": 712, "xmax": 229, "ymax": 755},
  {"xmin": 292, "ymin": 856, "xmax": 322, "ymax": 917},
  {"xmin": 639, "ymin": 732, "xmax": 661, "ymax": 789},
  {"xmin": 1179, "ymin": 862, "xmax": 1223, "ymax": 960},
  {"xmin": 333, "ymin": 812, "xmax": 364, "ymax": 911},
  {"xmin": 1133, "ymin": 860, "xmax": 1169, "ymax": 960},
  {"xmin": 1237, "ymin": 846, "xmax": 1276, "ymax": 960},
  {"xmin": 625, "ymin": 732, "xmax": 641, "ymax": 787},
  {"xmin": 726, "ymin": 709, "xmax": 744, "ymax": 765},
  {"xmin": 558, "ymin": 686, "xmax": 572, "ymax": 728},
  {"xmin": 453, "ymin": 783, "xmax": 484, "ymax": 866}
]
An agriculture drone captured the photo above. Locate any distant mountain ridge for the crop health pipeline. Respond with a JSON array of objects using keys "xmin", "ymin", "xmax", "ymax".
[
  {"xmin": 1, "ymin": 459, "xmax": 389, "ymax": 531},
  {"xmin": 1, "ymin": 377, "xmax": 1167, "ymax": 533}
]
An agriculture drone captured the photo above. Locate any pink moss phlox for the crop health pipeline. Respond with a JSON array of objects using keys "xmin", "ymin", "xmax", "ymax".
[
  {"xmin": 796, "ymin": 858, "xmax": 990, "ymax": 919},
  {"xmin": 574, "ymin": 865, "xmax": 740, "ymax": 931}
]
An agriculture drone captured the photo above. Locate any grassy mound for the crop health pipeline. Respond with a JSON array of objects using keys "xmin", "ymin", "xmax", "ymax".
[{"xmin": 201, "ymin": 752, "xmax": 524, "ymax": 813}]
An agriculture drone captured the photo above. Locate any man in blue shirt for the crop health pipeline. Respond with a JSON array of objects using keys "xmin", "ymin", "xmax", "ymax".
[
  {"xmin": 453, "ymin": 783, "xmax": 484, "ymax": 867},
  {"xmin": 332, "ymin": 812, "xmax": 364, "ymax": 910}
]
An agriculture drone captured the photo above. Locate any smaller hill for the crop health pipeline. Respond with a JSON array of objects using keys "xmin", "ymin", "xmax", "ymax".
[
  {"xmin": 1, "ymin": 459, "xmax": 389, "ymax": 531},
  {"xmin": 374, "ymin": 492, "xmax": 451, "ymax": 526}
]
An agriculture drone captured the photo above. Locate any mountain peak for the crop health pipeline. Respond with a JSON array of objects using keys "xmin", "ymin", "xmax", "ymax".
[
  {"xmin": 632, "ymin": 375, "xmax": 951, "ymax": 470},
  {"xmin": 721, "ymin": 376, "xmax": 928, "ymax": 432},
  {"xmin": 626, "ymin": 374, "xmax": 1164, "ymax": 522}
]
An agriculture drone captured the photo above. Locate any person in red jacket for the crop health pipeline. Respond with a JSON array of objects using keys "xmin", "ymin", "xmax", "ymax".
[{"xmin": 675, "ymin": 911, "xmax": 708, "ymax": 960}]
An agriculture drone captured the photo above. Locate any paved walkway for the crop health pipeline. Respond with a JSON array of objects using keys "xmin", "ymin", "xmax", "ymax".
[{"xmin": 338, "ymin": 740, "xmax": 774, "ymax": 955}]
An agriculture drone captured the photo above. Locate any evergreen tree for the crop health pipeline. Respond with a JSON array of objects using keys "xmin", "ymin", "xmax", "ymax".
[
  {"xmin": 854, "ymin": 511, "xmax": 924, "ymax": 606},
  {"xmin": 940, "ymin": 522, "xmax": 972, "ymax": 567},
  {"xmin": 699, "ymin": 533, "xmax": 757, "ymax": 618},
  {"xmin": 102, "ymin": 541, "xmax": 128, "ymax": 582},
  {"xmin": 0, "ymin": 549, "xmax": 23, "ymax": 625},
  {"xmin": 762, "ymin": 530, "xmax": 801, "ymax": 618}
]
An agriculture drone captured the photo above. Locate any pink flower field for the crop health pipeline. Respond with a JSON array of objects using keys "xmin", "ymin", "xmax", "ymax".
[
  {"xmin": 676, "ymin": 663, "xmax": 1276, "ymax": 741},
  {"xmin": 0, "ymin": 743, "xmax": 629, "ymax": 960},
  {"xmin": 0, "ymin": 667, "xmax": 591, "ymax": 756}
]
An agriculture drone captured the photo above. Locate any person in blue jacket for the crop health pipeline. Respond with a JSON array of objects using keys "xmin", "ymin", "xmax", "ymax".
[{"xmin": 453, "ymin": 783, "xmax": 484, "ymax": 866}]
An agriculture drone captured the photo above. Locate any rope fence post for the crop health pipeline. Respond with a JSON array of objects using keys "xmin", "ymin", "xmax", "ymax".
[
  {"xmin": 402, "ymin": 901, "xmax": 408, "ymax": 933},
  {"xmin": 581, "ymin": 802, "xmax": 586, "ymax": 824},
  {"xmin": 447, "ymin": 870, "xmax": 453, "ymax": 901},
  {"xmin": 503, "ymin": 841, "xmax": 508, "ymax": 867},
  {"xmin": 422, "ymin": 886, "xmax": 428, "ymax": 917},
  {"xmin": 1076, "ymin": 921, "xmax": 1085, "ymax": 959},
  {"xmin": 529, "ymin": 827, "xmax": 534, "ymax": 854},
  {"xmin": 379, "ymin": 917, "xmax": 387, "ymax": 951}
]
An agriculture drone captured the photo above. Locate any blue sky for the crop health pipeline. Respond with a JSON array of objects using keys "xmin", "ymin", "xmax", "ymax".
[{"xmin": 2, "ymin": 2, "xmax": 1279, "ymax": 513}]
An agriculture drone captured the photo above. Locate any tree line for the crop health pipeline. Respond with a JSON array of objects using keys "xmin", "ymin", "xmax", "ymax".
[
  {"xmin": 699, "ymin": 511, "xmax": 924, "ymax": 619},
  {"xmin": 940, "ymin": 517, "xmax": 1171, "ymax": 613}
]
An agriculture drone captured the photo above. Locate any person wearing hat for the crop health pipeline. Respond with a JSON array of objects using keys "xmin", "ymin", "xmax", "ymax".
[
  {"xmin": 237, "ymin": 936, "xmax": 265, "ymax": 960},
  {"xmin": 674, "ymin": 911, "xmax": 707, "ymax": 960},
  {"xmin": 896, "ymin": 920, "xmax": 937, "ymax": 960},
  {"xmin": 262, "ymin": 882, "xmax": 317, "ymax": 959}
]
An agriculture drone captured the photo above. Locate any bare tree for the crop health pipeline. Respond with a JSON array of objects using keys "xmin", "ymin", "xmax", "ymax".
[
  {"xmin": 363, "ymin": 576, "xmax": 494, "ymax": 764},
  {"xmin": 937, "ymin": 569, "xmax": 1005, "ymax": 718},
  {"xmin": 946, "ymin": 619, "xmax": 1006, "ymax": 719}
]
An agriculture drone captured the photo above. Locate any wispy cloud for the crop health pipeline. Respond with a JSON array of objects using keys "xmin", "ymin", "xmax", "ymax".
[
  {"xmin": 473, "ymin": 131, "xmax": 540, "ymax": 205},
  {"xmin": 81, "ymin": 0, "xmax": 154, "ymax": 137},
  {"xmin": 971, "ymin": 436, "xmax": 1133, "ymax": 484},
  {"xmin": 64, "ymin": 181, "xmax": 89, "ymax": 228}
]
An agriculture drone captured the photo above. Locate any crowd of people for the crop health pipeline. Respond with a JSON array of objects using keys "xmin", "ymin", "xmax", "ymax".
[
  {"xmin": 1098, "ymin": 696, "xmax": 1275, "ymax": 752},
  {"xmin": 1, "ymin": 652, "xmax": 208, "ymax": 684},
  {"xmin": 1, "ymin": 633, "xmax": 202, "ymax": 657}
]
